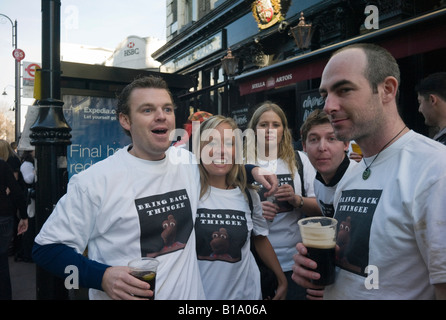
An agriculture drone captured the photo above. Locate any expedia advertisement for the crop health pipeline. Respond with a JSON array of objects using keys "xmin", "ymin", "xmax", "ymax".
[{"xmin": 63, "ymin": 95, "xmax": 131, "ymax": 178}]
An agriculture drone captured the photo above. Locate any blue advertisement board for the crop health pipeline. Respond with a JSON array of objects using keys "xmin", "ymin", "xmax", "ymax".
[{"xmin": 63, "ymin": 95, "xmax": 131, "ymax": 179}]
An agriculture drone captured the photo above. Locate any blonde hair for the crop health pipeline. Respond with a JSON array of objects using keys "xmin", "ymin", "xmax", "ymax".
[
  {"xmin": 0, "ymin": 139, "xmax": 15, "ymax": 161},
  {"xmin": 198, "ymin": 115, "xmax": 249, "ymax": 199},
  {"xmin": 246, "ymin": 101, "xmax": 297, "ymax": 179}
]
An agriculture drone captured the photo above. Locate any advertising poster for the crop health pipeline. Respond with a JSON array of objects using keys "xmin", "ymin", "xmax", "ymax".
[{"xmin": 63, "ymin": 95, "xmax": 131, "ymax": 178}]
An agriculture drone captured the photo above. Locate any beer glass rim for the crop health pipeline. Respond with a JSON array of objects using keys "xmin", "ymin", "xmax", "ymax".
[
  {"xmin": 298, "ymin": 216, "xmax": 337, "ymax": 228},
  {"xmin": 128, "ymin": 257, "xmax": 160, "ymax": 270}
]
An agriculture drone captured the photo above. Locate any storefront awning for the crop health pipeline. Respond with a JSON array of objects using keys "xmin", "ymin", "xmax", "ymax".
[
  {"xmin": 238, "ymin": 58, "xmax": 327, "ymax": 95},
  {"xmin": 237, "ymin": 8, "xmax": 446, "ymax": 96}
]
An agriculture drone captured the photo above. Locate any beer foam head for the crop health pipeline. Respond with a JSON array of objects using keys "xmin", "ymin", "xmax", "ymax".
[{"xmin": 298, "ymin": 217, "xmax": 337, "ymax": 248}]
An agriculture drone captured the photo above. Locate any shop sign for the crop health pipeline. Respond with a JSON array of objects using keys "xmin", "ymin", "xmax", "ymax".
[
  {"xmin": 300, "ymin": 89, "xmax": 325, "ymax": 123},
  {"xmin": 163, "ymin": 31, "xmax": 224, "ymax": 73},
  {"xmin": 124, "ymin": 41, "xmax": 140, "ymax": 57},
  {"xmin": 239, "ymin": 70, "xmax": 295, "ymax": 95},
  {"xmin": 231, "ymin": 107, "xmax": 250, "ymax": 129},
  {"xmin": 252, "ymin": 0, "xmax": 283, "ymax": 29},
  {"xmin": 238, "ymin": 58, "xmax": 327, "ymax": 96}
]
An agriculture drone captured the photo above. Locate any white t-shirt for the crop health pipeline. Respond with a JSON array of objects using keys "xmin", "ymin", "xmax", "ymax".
[
  {"xmin": 313, "ymin": 157, "xmax": 358, "ymax": 217},
  {"xmin": 35, "ymin": 146, "xmax": 205, "ymax": 300},
  {"xmin": 254, "ymin": 152, "xmax": 316, "ymax": 271},
  {"xmin": 195, "ymin": 187, "xmax": 268, "ymax": 299},
  {"xmin": 325, "ymin": 131, "xmax": 446, "ymax": 299}
]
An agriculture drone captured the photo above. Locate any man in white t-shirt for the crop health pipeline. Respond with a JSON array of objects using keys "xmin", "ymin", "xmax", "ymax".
[
  {"xmin": 299, "ymin": 108, "xmax": 358, "ymax": 299},
  {"xmin": 32, "ymin": 76, "xmax": 278, "ymax": 300},
  {"xmin": 292, "ymin": 43, "xmax": 446, "ymax": 299}
]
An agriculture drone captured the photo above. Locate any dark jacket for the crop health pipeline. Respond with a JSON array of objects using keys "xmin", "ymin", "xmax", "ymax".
[{"xmin": 0, "ymin": 159, "xmax": 28, "ymax": 219}]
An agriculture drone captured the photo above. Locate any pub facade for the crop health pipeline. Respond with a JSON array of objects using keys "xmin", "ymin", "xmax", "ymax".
[{"xmin": 153, "ymin": 0, "xmax": 446, "ymax": 142}]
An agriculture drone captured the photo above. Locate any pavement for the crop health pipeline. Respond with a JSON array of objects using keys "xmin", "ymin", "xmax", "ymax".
[
  {"xmin": 8, "ymin": 255, "xmax": 36, "ymax": 300},
  {"xmin": 8, "ymin": 255, "xmax": 90, "ymax": 300}
]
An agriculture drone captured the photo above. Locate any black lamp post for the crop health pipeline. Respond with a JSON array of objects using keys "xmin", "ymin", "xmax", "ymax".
[
  {"xmin": 289, "ymin": 12, "xmax": 314, "ymax": 50},
  {"xmin": 30, "ymin": 0, "xmax": 71, "ymax": 300}
]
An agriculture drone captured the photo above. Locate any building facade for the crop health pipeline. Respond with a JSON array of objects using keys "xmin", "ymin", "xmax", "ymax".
[{"xmin": 153, "ymin": 0, "xmax": 446, "ymax": 142}]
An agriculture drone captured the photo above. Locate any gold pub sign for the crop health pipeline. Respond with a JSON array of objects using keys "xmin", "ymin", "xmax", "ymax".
[{"xmin": 252, "ymin": 0, "xmax": 283, "ymax": 29}]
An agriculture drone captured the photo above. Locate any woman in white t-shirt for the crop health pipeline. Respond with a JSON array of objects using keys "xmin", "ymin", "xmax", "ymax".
[
  {"xmin": 245, "ymin": 102, "xmax": 321, "ymax": 300},
  {"xmin": 195, "ymin": 115, "xmax": 287, "ymax": 300}
]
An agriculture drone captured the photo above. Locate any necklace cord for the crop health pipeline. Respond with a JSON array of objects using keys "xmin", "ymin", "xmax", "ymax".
[{"xmin": 362, "ymin": 125, "xmax": 407, "ymax": 179}]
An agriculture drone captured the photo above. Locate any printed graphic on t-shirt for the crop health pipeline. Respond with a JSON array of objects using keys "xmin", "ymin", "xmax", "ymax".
[
  {"xmin": 135, "ymin": 189, "xmax": 193, "ymax": 257},
  {"xmin": 318, "ymin": 200, "xmax": 334, "ymax": 218},
  {"xmin": 195, "ymin": 208, "xmax": 248, "ymax": 263},
  {"xmin": 253, "ymin": 174, "xmax": 294, "ymax": 213},
  {"xmin": 334, "ymin": 189, "xmax": 382, "ymax": 276}
]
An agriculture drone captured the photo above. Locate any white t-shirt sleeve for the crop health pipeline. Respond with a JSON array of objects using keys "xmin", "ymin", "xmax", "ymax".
[
  {"xmin": 248, "ymin": 188, "xmax": 269, "ymax": 237},
  {"xmin": 34, "ymin": 174, "xmax": 94, "ymax": 254},
  {"xmin": 299, "ymin": 151, "xmax": 316, "ymax": 197}
]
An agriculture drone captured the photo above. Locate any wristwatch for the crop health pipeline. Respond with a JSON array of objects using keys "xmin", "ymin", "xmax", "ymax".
[{"xmin": 297, "ymin": 195, "xmax": 304, "ymax": 208}]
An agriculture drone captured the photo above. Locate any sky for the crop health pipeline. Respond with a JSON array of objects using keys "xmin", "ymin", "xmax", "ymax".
[{"xmin": 0, "ymin": 0, "xmax": 166, "ymax": 122}]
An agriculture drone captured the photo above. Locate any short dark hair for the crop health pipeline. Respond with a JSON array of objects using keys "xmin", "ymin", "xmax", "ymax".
[
  {"xmin": 333, "ymin": 43, "xmax": 400, "ymax": 94},
  {"xmin": 415, "ymin": 72, "xmax": 446, "ymax": 101},
  {"xmin": 116, "ymin": 76, "xmax": 174, "ymax": 136},
  {"xmin": 300, "ymin": 109, "xmax": 331, "ymax": 143}
]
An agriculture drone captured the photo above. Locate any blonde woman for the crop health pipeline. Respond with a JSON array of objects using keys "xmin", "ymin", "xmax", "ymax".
[
  {"xmin": 195, "ymin": 115, "xmax": 287, "ymax": 300},
  {"xmin": 246, "ymin": 102, "xmax": 321, "ymax": 299},
  {"xmin": 0, "ymin": 140, "xmax": 21, "ymax": 181}
]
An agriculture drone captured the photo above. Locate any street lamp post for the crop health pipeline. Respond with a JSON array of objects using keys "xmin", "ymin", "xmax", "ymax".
[
  {"xmin": 30, "ymin": 0, "xmax": 71, "ymax": 300},
  {"xmin": 0, "ymin": 13, "xmax": 21, "ymax": 142}
]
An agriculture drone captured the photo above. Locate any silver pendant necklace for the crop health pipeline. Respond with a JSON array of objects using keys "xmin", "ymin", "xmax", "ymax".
[{"xmin": 362, "ymin": 126, "xmax": 407, "ymax": 180}]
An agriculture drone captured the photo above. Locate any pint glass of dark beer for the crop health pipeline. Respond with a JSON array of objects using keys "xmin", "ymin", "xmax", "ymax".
[
  {"xmin": 298, "ymin": 217, "xmax": 337, "ymax": 286},
  {"xmin": 128, "ymin": 257, "xmax": 159, "ymax": 299}
]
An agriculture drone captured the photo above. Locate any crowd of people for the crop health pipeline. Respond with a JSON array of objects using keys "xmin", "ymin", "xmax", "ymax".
[
  {"xmin": 0, "ymin": 139, "xmax": 34, "ymax": 299},
  {"xmin": 1, "ymin": 43, "xmax": 445, "ymax": 300}
]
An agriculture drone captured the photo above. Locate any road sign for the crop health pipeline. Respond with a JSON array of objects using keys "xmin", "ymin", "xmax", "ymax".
[
  {"xmin": 23, "ymin": 61, "xmax": 42, "ymax": 98},
  {"xmin": 12, "ymin": 48, "xmax": 25, "ymax": 62}
]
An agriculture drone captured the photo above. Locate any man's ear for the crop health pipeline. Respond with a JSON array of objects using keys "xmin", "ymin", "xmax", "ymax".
[
  {"xmin": 119, "ymin": 113, "xmax": 131, "ymax": 131},
  {"xmin": 430, "ymin": 94, "xmax": 439, "ymax": 105},
  {"xmin": 381, "ymin": 76, "xmax": 399, "ymax": 104}
]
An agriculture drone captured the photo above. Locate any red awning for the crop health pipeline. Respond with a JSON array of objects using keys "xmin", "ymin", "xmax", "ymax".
[
  {"xmin": 379, "ymin": 20, "xmax": 446, "ymax": 59},
  {"xmin": 239, "ymin": 59, "xmax": 327, "ymax": 96}
]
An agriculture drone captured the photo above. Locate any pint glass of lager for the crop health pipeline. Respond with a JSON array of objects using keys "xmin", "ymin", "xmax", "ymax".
[{"xmin": 298, "ymin": 217, "xmax": 337, "ymax": 286}]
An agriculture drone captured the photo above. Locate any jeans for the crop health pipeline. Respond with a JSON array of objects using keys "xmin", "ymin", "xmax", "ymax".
[{"xmin": 0, "ymin": 216, "xmax": 14, "ymax": 300}]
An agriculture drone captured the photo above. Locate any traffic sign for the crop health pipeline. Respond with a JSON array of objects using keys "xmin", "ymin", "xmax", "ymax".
[
  {"xmin": 12, "ymin": 48, "xmax": 25, "ymax": 62},
  {"xmin": 24, "ymin": 63, "xmax": 41, "ymax": 79}
]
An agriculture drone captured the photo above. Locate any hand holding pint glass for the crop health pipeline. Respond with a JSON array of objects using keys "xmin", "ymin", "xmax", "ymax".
[
  {"xmin": 128, "ymin": 257, "xmax": 159, "ymax": 300},
  {"xmin": 298, "ymin": 217, "xmax": 337, "ymax": 286}
]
